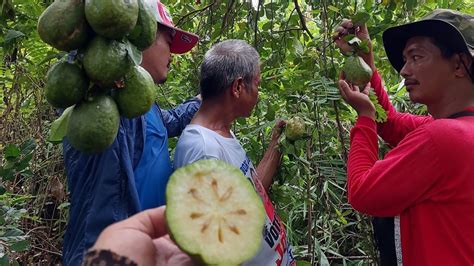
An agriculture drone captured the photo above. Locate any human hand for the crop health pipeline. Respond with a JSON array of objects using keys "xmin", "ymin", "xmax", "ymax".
[
  {"xmin": 338, "ymin": 74, "xmax": 375, "ymax": 120},
  {"xmin": 270, "ymin": 119, "xmax": 286, "ymax": 143},
  {"xmin": 333, "ymin": 19, "xmax": 375, "ymax": 71},
  {"xmin": 90, "ymin": 206, "xmax": 195, "ymax": 266}
]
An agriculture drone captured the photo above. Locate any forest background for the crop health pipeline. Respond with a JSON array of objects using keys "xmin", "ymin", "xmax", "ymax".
[{"xmin": 1, "ymin": 0, "xmax": 473, "ymax": 265}]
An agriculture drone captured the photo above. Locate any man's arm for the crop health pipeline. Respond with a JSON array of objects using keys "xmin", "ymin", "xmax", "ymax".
[
  {"xmin": 256, "ymin": 121, "xmax": 285, "ymax": 191},
  {"xmin": 161, "ymin": 96, "xmax": 201, "ymax": 138},
  {"xmin": 347, "ymin": 117, "xmax": 442, "ymax": 217}
]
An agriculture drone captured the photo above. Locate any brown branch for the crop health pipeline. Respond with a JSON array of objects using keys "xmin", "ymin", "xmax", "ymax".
[
  {"xmin": 293, "ymin": 0, "xmax": 314, "ymax": 39},
  {"xmin": 175, "ymin": 1, "xmax": 216, "ymax": 27}
]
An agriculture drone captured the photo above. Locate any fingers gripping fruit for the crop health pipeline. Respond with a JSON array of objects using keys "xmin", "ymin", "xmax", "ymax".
[{"xmin": 166, "ymin": 160, "xmax": 266, "ymax": 266}]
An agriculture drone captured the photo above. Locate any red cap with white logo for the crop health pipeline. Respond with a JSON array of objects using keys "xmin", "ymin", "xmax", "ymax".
[{"xmin": 148, "ymin": 0, "xmax": 199, "ymax": 54}]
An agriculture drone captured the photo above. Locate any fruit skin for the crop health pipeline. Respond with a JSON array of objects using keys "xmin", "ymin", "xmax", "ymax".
[
  {"xmin": 83, "ymin": 36, "xmax": 131, "ymax": 86},
  {"xmin": 115, "ymin": 66, "xmax": 156, "ymax": 118},
  {"xmin": 166, "ymin": 160, "xmax": 265, "ymax": 266},
  {"xmin": 342, "ymin": 55, "xmax": 373, "ymax": 87},
  {"xmin": 45, "ymin": 61, "xmax": 88, "ymax": 108},
  {"xmin": 85, "ymin": 0, "xmax": 139, "ymax": 40},
  {"xmin": 128, "ymin": 0, "xmax": 157, "ymax": 51},
  {"xmin": 285, "ymin": 116, "xmax": 306, "ymax": 141},
  {"xmin": 66, "ymin": 94, "xmax": 120, "ymax": 154},
  {"xmin": 37, "ymin": 0, "xmax": 89, "ymax": 51}
]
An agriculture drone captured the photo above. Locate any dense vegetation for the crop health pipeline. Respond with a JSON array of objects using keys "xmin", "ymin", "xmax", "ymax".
[{"xmin": 1, "ymin": 0, "xmax": 472, "ymax": 264}]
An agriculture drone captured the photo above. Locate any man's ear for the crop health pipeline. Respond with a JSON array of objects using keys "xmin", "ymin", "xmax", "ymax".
[
  {"xmin": 455, "ymin": 53, "xmax": 472, "ymax": 79},
  {"xmin": 231, "ymin": 77, "xmax": 244, "ymax": 98}
]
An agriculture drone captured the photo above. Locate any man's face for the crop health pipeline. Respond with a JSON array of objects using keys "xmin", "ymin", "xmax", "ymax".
[
  {"xmin": 400, "ymin": 36, "xmax": 455, "ymax": 105},
  {"xmin": 141, "ymin": 26, "xmax": 173, "ymax": 84},
  {"xmin": 240, "ymin": 70, "xmax": 261, "ymax": 117}
]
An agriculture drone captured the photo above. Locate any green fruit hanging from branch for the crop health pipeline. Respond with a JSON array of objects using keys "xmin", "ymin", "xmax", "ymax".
[
  {"xmin": 44, "ymin": 61, "xmax": 89, "ymax": 108},
  {"xmin": 66, "ymin": 94, "xmax": 120, "ymax": 154},
  {"xmin": 284, "ymin": 116, "xmax": 307, "ymax": 142},
  {"xmin": 37, "ymin": 0, "xmax": 89, "ymax": 51}
]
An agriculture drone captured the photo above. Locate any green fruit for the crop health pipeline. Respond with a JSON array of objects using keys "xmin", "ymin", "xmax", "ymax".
[
  {"xmin": 115, "ymin": 66, "xmax": 156, "ymax": 118},
  {"xmin": 85, "ymin": 0, "xmax": 139, "ymax": 40},
  {"xmin": 285, "ymin": 116, "xmax": 306, "ymax": 141},
  {"xmin": 45, "ymin": 61, "xmax": 88, "ymax": 108},
  {"xmin": 128, "ymin": 0, "xmax": 157, "ymax": 51},
  {"xmin": 166, "ymin": 160, "xmax": 265, "ymax": 266},
  {"xmin": 342, "ymin": 55, "xmax": 373, "ymax": 87},
  {"xmin": 66, "ymin": 94, "xmax": 120, "ymax": 154},
  {"xmin": 37, "ymin": 0, "xmax": 89, "ymax": 51},
  {"xmin": 83, "ymin": 36, "xmax": 131, "ymax": 86}
]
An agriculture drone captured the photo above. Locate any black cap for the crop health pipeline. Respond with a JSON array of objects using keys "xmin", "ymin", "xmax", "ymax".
[{"xmin": 383, "ymin": 9, "xmax": 474, "ymax": 72}]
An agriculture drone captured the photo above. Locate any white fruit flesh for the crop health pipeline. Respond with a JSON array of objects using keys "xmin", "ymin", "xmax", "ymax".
[{"xmin": 166, "ymin": 160, "xmax": 265, "ymax": 265}]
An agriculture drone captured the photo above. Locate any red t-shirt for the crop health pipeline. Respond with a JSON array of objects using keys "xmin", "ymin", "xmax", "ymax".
[{"xmin": 347, "ymin": 71, "xmax": 474, "ymax": 265}]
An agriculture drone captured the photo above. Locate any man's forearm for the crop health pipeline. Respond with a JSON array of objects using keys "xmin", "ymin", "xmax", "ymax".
[{"xmin": 256, "ymin": 140, "xmax": 282, "ymax": 191}]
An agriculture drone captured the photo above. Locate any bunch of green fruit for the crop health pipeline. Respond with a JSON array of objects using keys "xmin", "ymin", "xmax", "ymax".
[{"xmin": 38, "ymin": 0, "xmax": 158, "ymax": 154}]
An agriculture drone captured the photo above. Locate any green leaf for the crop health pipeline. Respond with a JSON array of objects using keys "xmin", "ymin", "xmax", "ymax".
[
  {"xmin": 20, "ymin": 139, "xmax": 36, "ymax": 155},
  {"xmin": 352, "ymin": 11, "xmax": 371, "ymax": 27},
  {"xmin": 10, "ymin": 240, "xmax": 29, "ymax": 252},
  {"xmin": 369, "ymin": 89, "xmax": 388, "ymax": 122},
  {"xmin": 0, "ymin": 254, "xmax": 8, "ymax": 266},
  {"xmin": 4, "ymin": 30, "xmax": 24, "ymax": 43},
  {"xmin": 48, "ymin": 106, "xmax": 74, "ymax": 144},
  {"xmin": 125, "ymin": 40, "xmax": 143, "ymax": 66},
  {"xmin": 4, "ymin": 144, "xmax": 20, "ymax": 160},
  {"xmin": 0, "ymin": 185, "xmax": 5, "ymax": 195},
  {"xmin": 296, "ymin": 261, "xmax": 311, "ymax": 266},
  {"xmin": 327, "ymin": 5, "xmax": 340, "ymax": 13}
]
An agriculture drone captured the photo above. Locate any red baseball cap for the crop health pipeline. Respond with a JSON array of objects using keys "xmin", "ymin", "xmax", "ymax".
[{"xmin": 147, "ymin": 0, "xmax": 199, "ymax": 54}]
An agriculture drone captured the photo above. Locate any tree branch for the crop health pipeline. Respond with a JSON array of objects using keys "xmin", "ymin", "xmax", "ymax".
[
  {"xmin": 175, "ymin": 1, "xmax": 216, "ymax": 27},
  {"xmin": 293, "ymin": 0, "xmax": 314, "ymax": 39}
]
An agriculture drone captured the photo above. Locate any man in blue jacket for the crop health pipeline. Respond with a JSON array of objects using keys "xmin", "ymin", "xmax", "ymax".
[{"xmin": 61, "ymin": 1, "xmax": 201, "ymax": 265}]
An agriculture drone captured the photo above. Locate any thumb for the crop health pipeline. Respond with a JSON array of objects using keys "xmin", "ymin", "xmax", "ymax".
[{"xmin": 116, "ymin": 206, "xmax": 169, "ymax": 239}]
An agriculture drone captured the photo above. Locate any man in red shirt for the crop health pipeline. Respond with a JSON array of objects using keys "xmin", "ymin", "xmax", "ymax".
[{"xmin": 334, "ymin": 9, "xmax": 474, "ymax": 265}]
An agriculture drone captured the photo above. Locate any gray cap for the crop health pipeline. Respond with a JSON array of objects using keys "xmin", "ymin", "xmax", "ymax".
[{"xmin": 382, "ymin": 9, "xmax": 474, "ymax": 72}]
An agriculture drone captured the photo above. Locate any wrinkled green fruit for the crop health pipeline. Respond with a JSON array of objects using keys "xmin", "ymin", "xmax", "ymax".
[
  {"xmin": 83, "ymin": 36, "xmax": 131, "ymax": 86},
  {"xmin": 67, "ymin": 94, "xmax": 120, "ymax": 154},
  {"xmin": 342, "ymin": 55, "xmax": 373, "ymax": 87},
  {"xmin": 128, "ymin": 0, "xmax": 157, "ymax": 51},
  {"xmin": 45, "ymin": 61, "xmax": 88, "ymax": 108},
  {"xmin": 85, "ymin": 0, "xmax": 139, "ymax": 40},
  {"xmin": 37, "ymin": 0, "xmax": 89, "ymax": 51},
  {"xmin": 115, "ymin": 66, "xmax": 156, "ymax": 118},
  {"xmin": 166, "ymin": 160, "xmax": 265, "ymax": 266},
  {"xmin": 285, "ymin": 116, "xmax": 306, "ymax": 141}
]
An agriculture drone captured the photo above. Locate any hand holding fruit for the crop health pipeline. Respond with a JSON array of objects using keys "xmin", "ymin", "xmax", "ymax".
[
  {"xmin": 333, "ymin": 18, "xmax": 375, "ymax": 71},
  {"xmin": 338, "ymin": 78, "xmax": 375, "ymax": 120}
]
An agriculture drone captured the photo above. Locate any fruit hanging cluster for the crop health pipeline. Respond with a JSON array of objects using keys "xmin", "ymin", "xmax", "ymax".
[{"xmin": 38, "ymin": 0, "xmax": 158, "ymax": 154}]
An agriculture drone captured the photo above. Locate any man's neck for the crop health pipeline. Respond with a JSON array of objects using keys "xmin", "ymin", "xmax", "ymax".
[
  {"xmin": 428, "ymin": 83, "xmax": 474, "ymax": 118},
  {"xmin": 191, "ymin": 98, "xmax": 236, "ymax": 137}
]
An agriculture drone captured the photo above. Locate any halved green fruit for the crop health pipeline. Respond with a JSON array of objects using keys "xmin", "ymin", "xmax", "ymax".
[{"xmin": 166, "ymin": 160, "xmax": 265, "ymax": 266}]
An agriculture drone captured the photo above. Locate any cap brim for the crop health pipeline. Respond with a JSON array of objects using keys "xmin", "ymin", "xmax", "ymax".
[
  {"xmin": 167, "ymin": 26, "xmax": 199, "ymax": 54},
  {"xmin": 382, "ymin": 20, "xmax": 471, "ymax": 72}
]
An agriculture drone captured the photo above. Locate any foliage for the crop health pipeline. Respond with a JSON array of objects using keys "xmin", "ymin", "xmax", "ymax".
[{"xmin": 1, "ymin": 0, "xmax": 473, "ymax": 264}]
